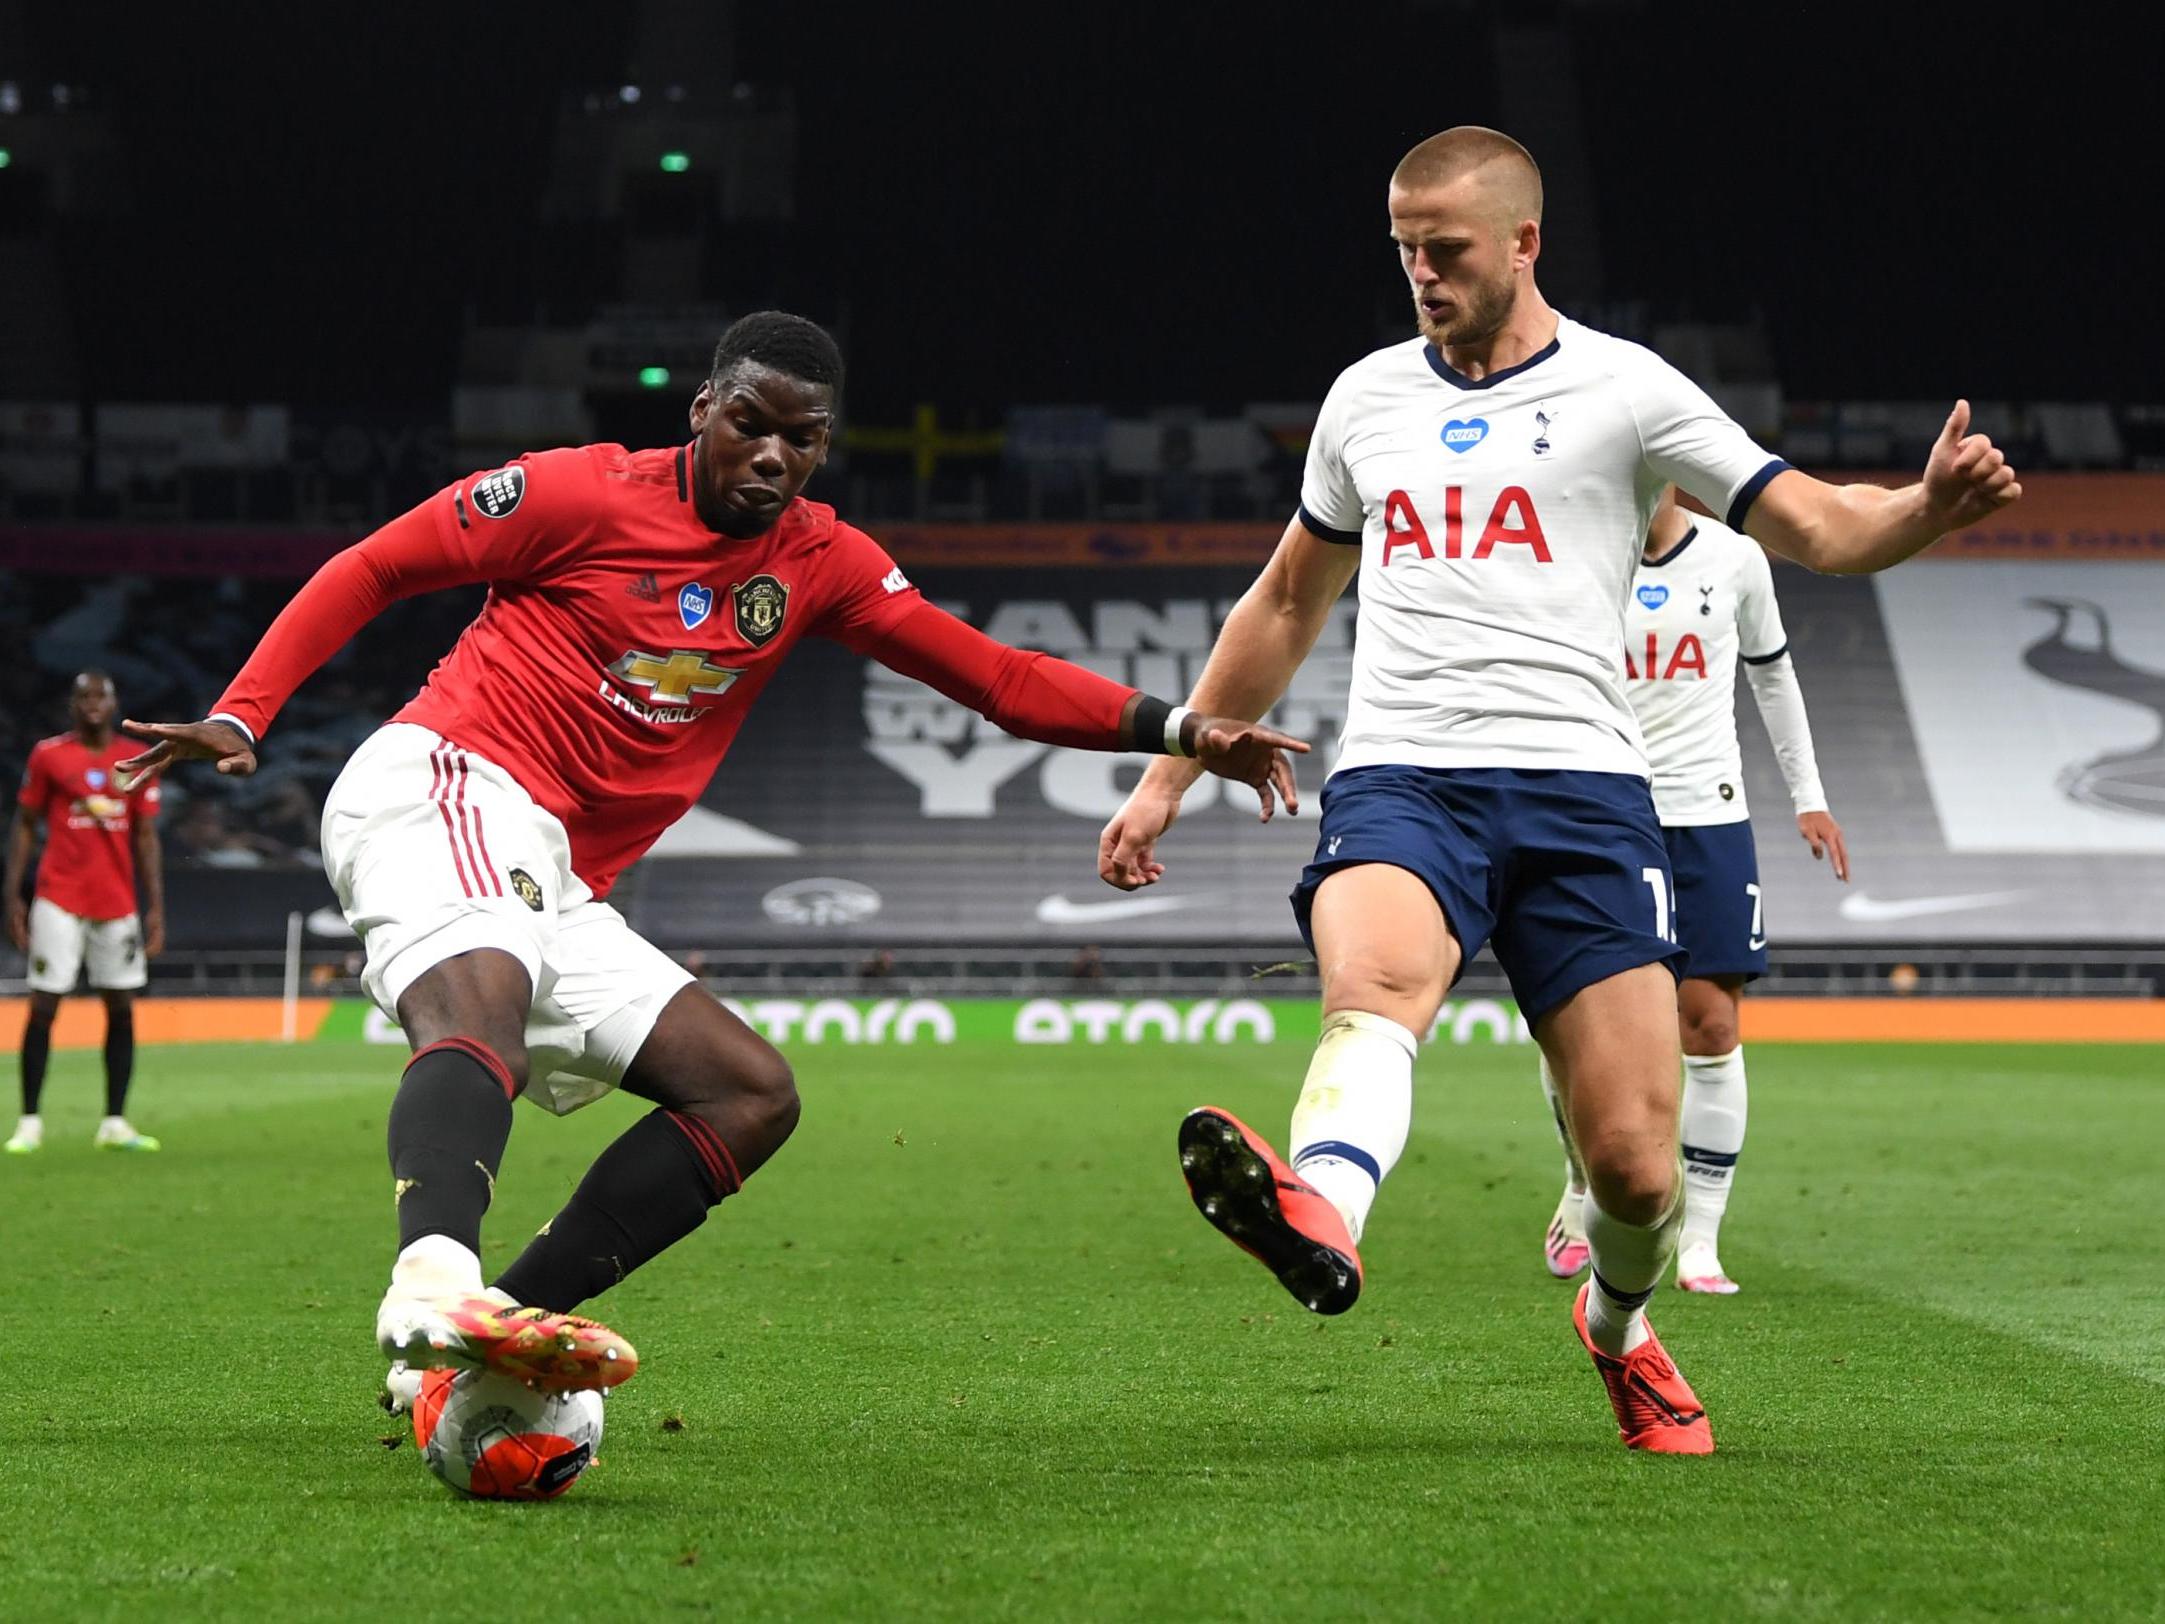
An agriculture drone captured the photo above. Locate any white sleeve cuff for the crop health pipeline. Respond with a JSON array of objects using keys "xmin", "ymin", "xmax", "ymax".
[
  {"xmin": 207, "ymin": 712, "xmax": 257, "ymax": 746},
  {"xmin": 1164, "ymin": 706, "xmax": 1194, "ymax": 757}
]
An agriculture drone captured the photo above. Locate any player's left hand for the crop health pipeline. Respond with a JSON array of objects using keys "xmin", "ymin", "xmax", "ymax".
[
  {"xmin": 1189, "ymin": 716, "xmax": 1309, "ymax": 822},
  {"xmin": 144, "ymin": 910, "xmax": 166, "ymax": 958},
  {"xmin": 1797, "ymin": 810, "xmax": 1849, "ymax": 883},
  {"xmin": 1922, "ymin": 400, "xmax": 2022, "ymax": 531},
  {"xmin": 117, "ymin": 717, "xmax": 257, "ymax": 786}
]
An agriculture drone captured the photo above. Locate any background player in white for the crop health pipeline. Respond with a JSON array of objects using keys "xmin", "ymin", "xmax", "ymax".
[
  {"xmin": 1540, "ymin": 488, "xmax": 1847, "ymax": 1295},
  {"xmin": 1099, "ymin": 127, "xmax": 2018, "ymax": 1453}
]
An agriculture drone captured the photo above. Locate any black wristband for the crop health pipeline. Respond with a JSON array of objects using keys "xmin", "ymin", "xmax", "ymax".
[{"xmin": 1132, "ymin": 694, "xmax": 1174, "ymax": 753}]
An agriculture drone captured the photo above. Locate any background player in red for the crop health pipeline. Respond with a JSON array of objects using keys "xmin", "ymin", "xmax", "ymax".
[
  {"xmin": 120, "ymin": 312, "xmax": 1306, "ymax": 1399},
  {"xmin": 6, "ymin": 671, "xmax": 165, "ymax": 1155}
]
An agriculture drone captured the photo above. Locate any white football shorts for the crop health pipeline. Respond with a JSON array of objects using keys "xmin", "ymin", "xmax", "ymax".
[
  {"xmin": 321, "ymin": 723, "xmax": 695, "ymax": 1115},
  {"xmin": 26, "ymin": 898, "xmax": 147, "ymax": 993}
]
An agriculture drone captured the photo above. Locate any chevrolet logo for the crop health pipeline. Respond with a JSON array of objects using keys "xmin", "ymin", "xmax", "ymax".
[{"xmin": 607, "ymin": 649, "xmax": 742, "ymax": 705}]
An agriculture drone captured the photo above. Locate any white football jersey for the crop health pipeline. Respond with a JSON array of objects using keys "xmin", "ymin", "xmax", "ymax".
[
  {"xmin": 1300, "ymin": 315, "xmax": 1788, "ymax": 778},
  {"xmin": 1622, "ymin": 516, "xmax": 1790, "ymax": 824}
]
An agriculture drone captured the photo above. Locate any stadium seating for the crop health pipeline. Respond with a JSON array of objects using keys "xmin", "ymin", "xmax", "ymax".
[{"xmin": 7, "ymin": 547, "xmax": 2159, "ymax": 957}]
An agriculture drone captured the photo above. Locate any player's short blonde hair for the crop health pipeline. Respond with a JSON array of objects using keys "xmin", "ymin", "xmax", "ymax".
[{"xmin": 1390, "ymin": 127, "xmax": 1543, "ymax": 231}]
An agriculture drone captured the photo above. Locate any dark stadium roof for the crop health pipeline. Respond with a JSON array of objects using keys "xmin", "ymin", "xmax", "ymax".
[{"xmin": 13, "ymin": 2, "xmax": 2161, "ymax": 412}]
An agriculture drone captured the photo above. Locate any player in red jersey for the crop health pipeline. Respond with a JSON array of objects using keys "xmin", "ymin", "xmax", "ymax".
[
  {"xmin": 121, "ymin": 311, "xmax": 1306, "ymax": 1395},
  {"xmin": 6, "ymin": 672, "xmax": 165, "ymax": 1155}
]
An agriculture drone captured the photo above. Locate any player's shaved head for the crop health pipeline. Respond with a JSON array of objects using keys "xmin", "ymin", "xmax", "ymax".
[
  {"xmin": 68, "ymin": 668, "xmax": 117, "ymax": 738},
  {"xmin": 1390, "ymin": 127, "xmax": 1543, "ymax": 230}
]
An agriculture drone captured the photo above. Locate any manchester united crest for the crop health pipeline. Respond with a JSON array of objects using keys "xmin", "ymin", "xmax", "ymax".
[
  {"xmin": 732, "ymin": 574, "xmax": 790, "ymax": 648},
  {"xmin": 508, "ymin": 868, "xmax": 545, "ymax": 911}
]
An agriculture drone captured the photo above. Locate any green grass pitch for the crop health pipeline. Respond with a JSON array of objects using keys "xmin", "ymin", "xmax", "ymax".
[{"xmin": 3, "ymin": 1034, "xmax": 2160, "ymax": 1621}]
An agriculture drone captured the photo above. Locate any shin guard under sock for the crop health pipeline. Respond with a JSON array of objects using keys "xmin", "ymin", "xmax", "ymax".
[
  {"xmin": 387, "ymin": 1038, "xmax": 517, "ymax": 1254},
  {"xmin": 1287, "ymin": 1010, "xmax": 1418, "ymax": 1244},
  {"xmin": 1680, "ymin": 1047, "xmax": 1748, "ymax": 1249},
  {"xmin": 1584, "ymin": 1174, "xmax": 1685, "ymax": 1356},
  {"xmin": 494, "ymin": 1108, "xmax": 740, "ymax": 1313}
]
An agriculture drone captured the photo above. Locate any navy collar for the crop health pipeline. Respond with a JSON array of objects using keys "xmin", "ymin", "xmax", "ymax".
[
  {"xmin": 1642, "ymin": 525, "xmax": 1698, "ymax": 569},
  {"xmin": 1423, "ymin": 334, "xmax": 1561, "ymax": 391}
]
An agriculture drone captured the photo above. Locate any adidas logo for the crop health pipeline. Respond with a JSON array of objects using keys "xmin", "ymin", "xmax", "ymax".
[{"xmin": 626, "ymin": 572, "xmax": 661, "ymax": 602}]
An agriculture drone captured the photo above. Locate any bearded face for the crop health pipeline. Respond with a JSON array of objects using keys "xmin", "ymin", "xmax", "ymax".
[{"xmin": 1390, "ymin": 174, "xmax": 1534, "ymax": 353}]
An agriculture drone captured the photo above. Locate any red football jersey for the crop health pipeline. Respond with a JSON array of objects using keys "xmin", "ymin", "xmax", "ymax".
[
  {"xmin": 17, "ymin": 733, "xmax": 161, "ymax": 920},
  {"xmin": 215, "ymin": 444, "xmax": 926, "ymax": 898}
]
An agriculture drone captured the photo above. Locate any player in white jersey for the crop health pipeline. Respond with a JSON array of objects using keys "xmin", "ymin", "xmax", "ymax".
[
  {"xmin": 1539, "ymin": 489, "xmax": 1848, "ymax": 1295},
  {"xmin": 1098, "ymin": 126, "xmax": 2018, "ymax": 1454}
]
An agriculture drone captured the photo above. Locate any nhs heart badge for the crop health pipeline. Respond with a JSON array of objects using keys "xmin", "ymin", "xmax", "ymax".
[
  {"xmin": 86, "ymin": 769, "xmax": 108, "ymax": 789},
  {"xmin": 1440, "ymin": 418, "xmax": 1489, "ymax": 454},
  {"xmin": 1637, "ymin": 584, "xmax": 1670, "ymax": 610},
  {"xmin": 679, "ymin": 583, "xmax": 715, "ymax": 631}
]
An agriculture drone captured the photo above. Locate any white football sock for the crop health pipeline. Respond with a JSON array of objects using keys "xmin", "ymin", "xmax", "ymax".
[
  {"xmin": 391, "ymin": 1233, "xmax": 485, "ymax": 1297},
  {"xmin": 1679, "ymin": 1047, "xmax": 1747, "ymax": 1252},
  {"xmin": 1537, "ymin": 1053, "xmax": 1588, "ymax": 1195},
  {"xmin": 1287, "ymin": 1010, "xmax": 1417, "ymax": 1244},
  {"xmin": 1583, "ymin": 1175, "xmax": 1684, "ymax": 1357},
  {"xmin": 1553, "ymin": 1186, "xmax": 1586, "ymax": 1245}
]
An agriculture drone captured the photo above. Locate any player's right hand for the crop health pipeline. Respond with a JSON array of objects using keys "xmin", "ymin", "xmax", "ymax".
[
  {"xmin": 117, "ymin": 718, "xmax": 258, "ymax": 785},
  {"xmin": 1099, "ymin": 784, "xmax": 1185, "ymax": 891},
  {"xmin": 1189, "ymin": 716, "xmax": 1308, "ymax": 823},
  {"xmin": 5, "ymin": 897, "xmax": 26, "ymax": 953}
]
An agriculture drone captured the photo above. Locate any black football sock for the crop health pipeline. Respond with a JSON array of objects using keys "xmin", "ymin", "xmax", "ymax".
[
  {"xmin": 20, "ymin": 1015, "xmax": 52, "ymax": 1116},
  {"xmin": 388, "ymin": 1039, "xmax": 517, "ymax": 1255},
  {"xmin": 494, "ymin": 1108, "xmax": 739, "ymax": 1313},
  {"xmin": 103, "ymin": 1005, "xmax": 136, "ymax": 1119}
]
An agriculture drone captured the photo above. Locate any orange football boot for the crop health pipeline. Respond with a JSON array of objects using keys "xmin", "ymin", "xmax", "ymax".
[
  {"xmin": 1178, "ymin": 1106, "xmax": 1363, "ymax": 1315},
  {"xmin": 379, "ymin": 1293, "xmax": 639, "ymax": 1393},
  {"xmin": 1572, "ymin": 1282, "xmax": 1714, "ymax": 1454}
]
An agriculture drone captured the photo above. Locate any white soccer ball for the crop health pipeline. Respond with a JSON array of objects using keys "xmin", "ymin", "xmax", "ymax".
[{"xmin": 411, "ymin": 1368, "xmax": 605, "ymax": 1500}]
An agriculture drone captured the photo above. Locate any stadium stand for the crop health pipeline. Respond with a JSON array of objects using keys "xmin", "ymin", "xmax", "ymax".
[
  {"xmin": 5, "ymin": 540, "xmax": 2162, "ymax": 978},
  {"xmin": 5, "ymin": 390, "xmax": 2165, "ymax": 529}
]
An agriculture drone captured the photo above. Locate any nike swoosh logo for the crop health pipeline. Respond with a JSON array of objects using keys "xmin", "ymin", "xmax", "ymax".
[
  {"xmin": 1034, "ymin": 893, "xmax": 1197, "ymax": 925},
  {"xmin": 1837, "ymin": 890, "xmax": 2028, "ymax": 923}
]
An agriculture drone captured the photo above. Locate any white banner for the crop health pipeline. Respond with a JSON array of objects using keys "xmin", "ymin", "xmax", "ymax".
[{"xmin": 1877, "ymin": 562, "xmax": 2165, "ymax": 853}]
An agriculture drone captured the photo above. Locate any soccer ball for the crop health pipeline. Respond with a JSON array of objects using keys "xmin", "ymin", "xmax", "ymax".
[{"xmin": 411, "ymin": 1368, "xmax": 605, "ymax": 1500}]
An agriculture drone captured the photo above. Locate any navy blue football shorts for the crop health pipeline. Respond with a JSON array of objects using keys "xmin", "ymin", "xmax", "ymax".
[
  {"xmin": 1290, "ymin": 765, "xmax": 1687, "ymax": 1024},
  {"xmin": 1662, "ymin": 819, "xmax": 1768, "ymax": 982}
]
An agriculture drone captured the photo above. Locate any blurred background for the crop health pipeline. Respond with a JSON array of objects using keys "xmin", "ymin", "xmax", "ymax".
[{"xmin": 3, "ymin": 0, "xmax": 2161, "ymax": 1006}]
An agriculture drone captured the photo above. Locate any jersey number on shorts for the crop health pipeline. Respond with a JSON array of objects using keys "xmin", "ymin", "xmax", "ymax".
[
  {"xmin": 1746, "ymin": 882, "xmax": 1766, "ymax": 951},
  {"xmin": 1641, "ymin": 866, "xmax": 1678, "ymax": 944}
]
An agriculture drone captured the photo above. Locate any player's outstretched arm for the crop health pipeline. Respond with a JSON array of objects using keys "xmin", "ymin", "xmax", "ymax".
[
  {"xmin": 1100, "ymin": 517, "xmax": 1358, "ymax": 890},
  {"xmin": 1744, "ymin": 400, "xmax": 2020, "ymax": 575},
  {"xmin": 116, "ymin": 499, "xmax": 499, "ymax": 786}
]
